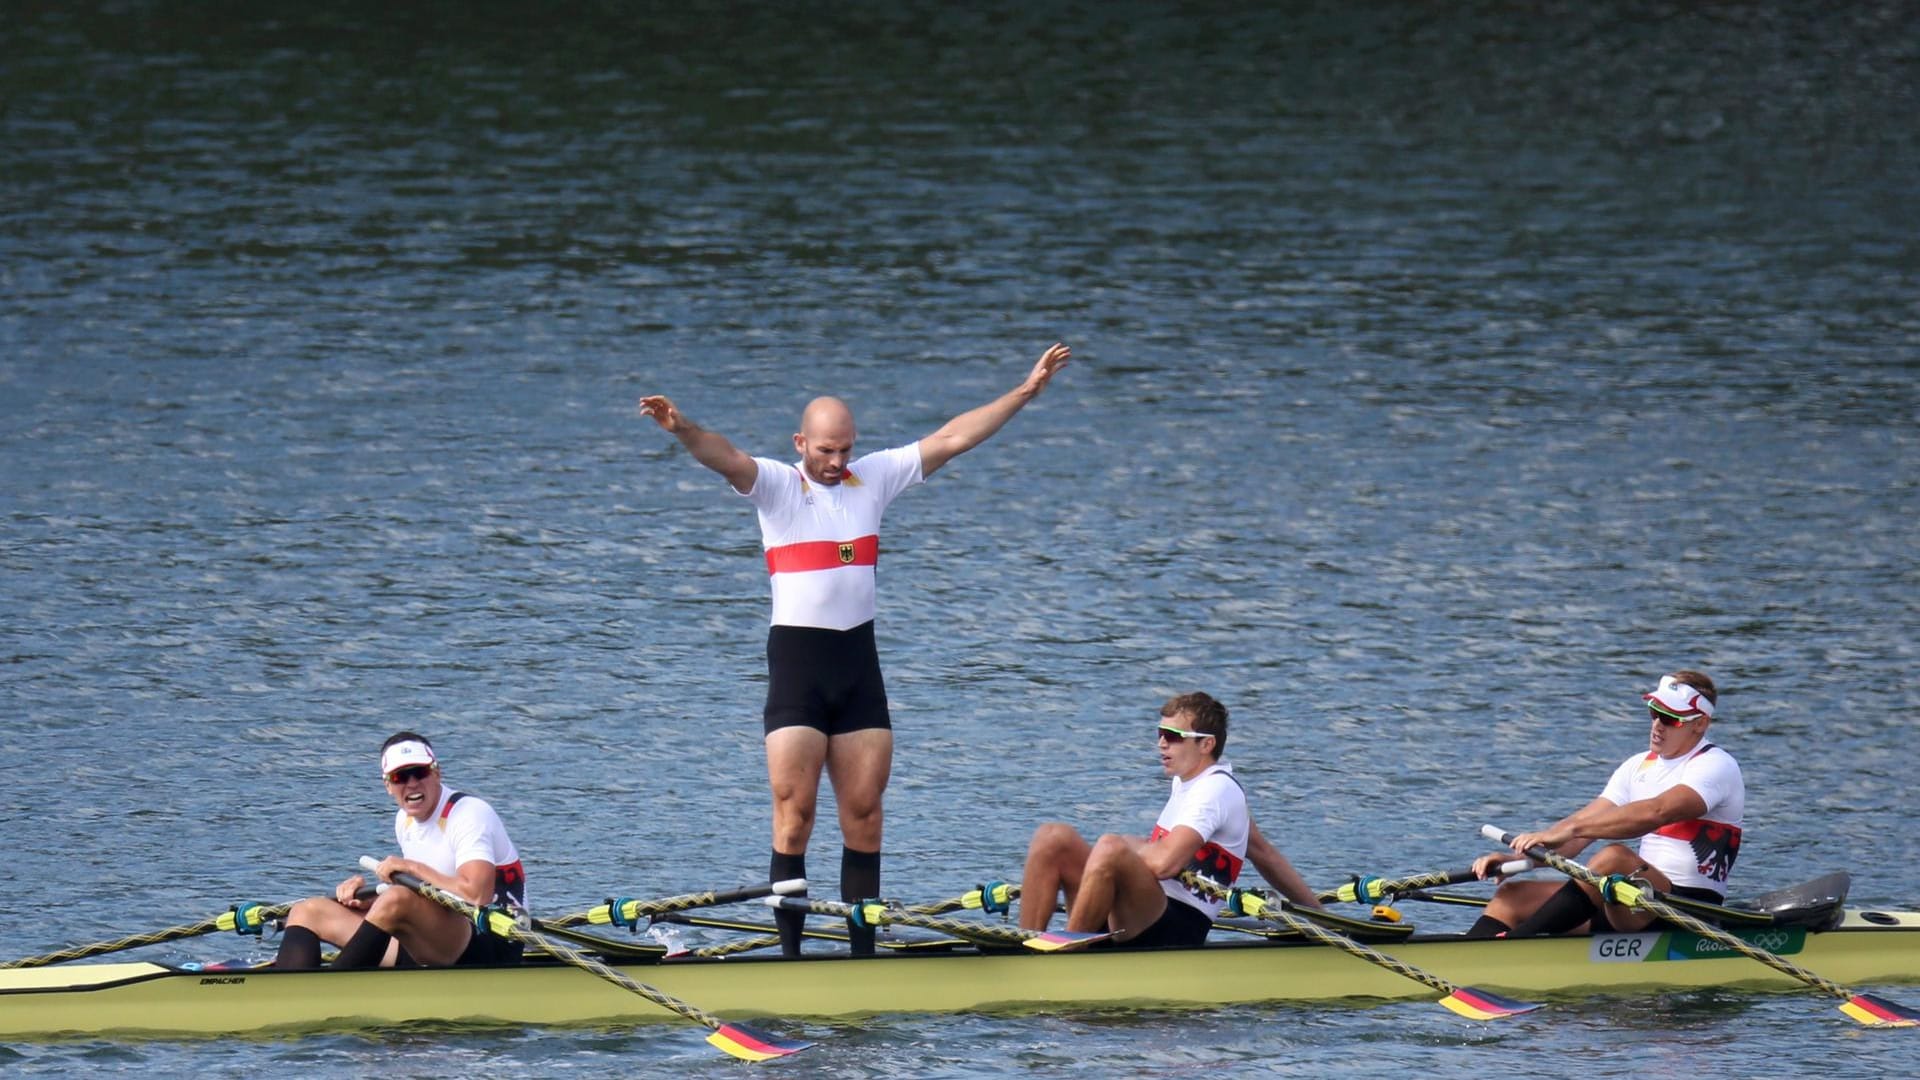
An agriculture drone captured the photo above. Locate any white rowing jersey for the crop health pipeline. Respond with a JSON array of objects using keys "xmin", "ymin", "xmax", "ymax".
[
  {"xmin": 1598, "ymin": 742, "xmax": 1744, "ymax": 896},
  {"xmin": 741, "ymin": 445, "xmax": 923, "ymax": 631},
  {"xmin": 396, "ymin": 788, "xmax": 528, "ymax": 909},
  {"xmin": 1150, "ymin": 760, "xmax": 1250, "ymax": 919}
]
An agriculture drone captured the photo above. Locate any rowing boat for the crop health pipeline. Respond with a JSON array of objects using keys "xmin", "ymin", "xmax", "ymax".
[{"xmin": 5, "ymin": 906, "xmax": 1916, "ymax": 1039}]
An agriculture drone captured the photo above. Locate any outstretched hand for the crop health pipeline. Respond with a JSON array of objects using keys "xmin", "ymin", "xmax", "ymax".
[
  {"xmin": 1024, "ymin": 342, "xmax": 1072, "ymax": 396},
  {"xmin": 637, "ymin": 394, "xmax": 686, "ymax": 433}
]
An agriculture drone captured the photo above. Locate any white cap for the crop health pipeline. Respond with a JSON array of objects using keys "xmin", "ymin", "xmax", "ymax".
[
  {"xmin": 1644, "ymin": 675, "xmax": 1715, "ymax": 720},
  {"xmin": 380, "ymin": 739, "xmax": 437, "ymax": 778}
]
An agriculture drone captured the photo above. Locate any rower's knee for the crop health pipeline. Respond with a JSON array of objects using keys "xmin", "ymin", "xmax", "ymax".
[
  {"xmin": 771, "ymin": 797, "xmax": 817, "ymax": 851},
  {"xmin": 1586, "ymin": 844, "xmax": 1642, "ymax": 874},
  {"xmin": 285, "ymin": 897, "xmax": 328, "ymax": 930},
  {"xmin": 1026, "ymin": 822, "xmax": 1082, "ymax": 861},
  {"xmin": 1083, "ymin": 834, "xmax": 1134, "ymax": 876}
]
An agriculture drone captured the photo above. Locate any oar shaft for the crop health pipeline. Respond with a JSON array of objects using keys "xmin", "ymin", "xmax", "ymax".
[
  {"xmin": 905, "ymin": 881, "xmax": 1021, "ymax": 916},
  {"xmin": 0, "ymin": 903, "xmax": 292, "ymax": 970},
  {"xmin": 549, "ymin": 879, "xmax": 808, "ymax": 929},
  {"xmin": 1178, "ymin": 871, "xmax": 1535, "ymax": 1017},
  {"xmin": 1318, "ymin": 861, "xmax": 1531, "ymax": 904},
  {"xmin": 1192, "ymin": 875, "xmax": 1449, "ymax": 994},
  {"xmin": 765, "ymin": 896, "xmax": 1038, "ymax": 945}
]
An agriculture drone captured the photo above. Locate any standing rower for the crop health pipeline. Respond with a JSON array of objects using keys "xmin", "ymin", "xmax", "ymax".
[{"xmin": 638, "ymin": 342, "xmax": 1071, "ymax": 955}]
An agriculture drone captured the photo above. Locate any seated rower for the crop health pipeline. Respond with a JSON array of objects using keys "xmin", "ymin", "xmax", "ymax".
[
  {"xmin": 1017, "ymin": 692, "xmax": 1322, "ymax": 948},
  {"xmin": 273, "ymin": 731, "xmax": 528, "ymax": 969},
  {"xmin": 1467, "ymin": 669, "xmax": 1744, "ymax": 938}
]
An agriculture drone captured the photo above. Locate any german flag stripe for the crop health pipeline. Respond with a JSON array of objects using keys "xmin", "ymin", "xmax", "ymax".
[
  {"xmin": 765, "ymin": 535, "xmax": 879, "ymax": 574},
  {"xmin": 706, "ymin": 1021, "xmax": 813, "ymax": 1060},
  {"xmin": 1439, "ymin": 987, "xmax": 1540, "ymax": 1020},
  {"xmin": 1839, "ymin": 994, "xmax": 1920, "ymax": 1027}
]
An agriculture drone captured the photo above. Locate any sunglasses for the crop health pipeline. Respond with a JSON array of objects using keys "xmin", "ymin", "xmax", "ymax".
[
  {"xmin": 1157, "ymin": 725, "xmax": 1215, "ymax": 744},
  {"xmin": 386, "ymin": 765, "xmax": 433, "ymax": 784},
  {"xmin": 1647, "ymin": 704, "xmax": 1700, "ymax": 728}
]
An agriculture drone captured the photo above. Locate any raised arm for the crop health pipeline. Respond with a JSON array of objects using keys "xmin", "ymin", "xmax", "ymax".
[
  {"xmin": 638, "ymin": 394, "xmax": 758, "ymax": 495},
  {"xmin": 1247, "ymin": 819, "xmax": 1323, "ymax": 910},
  {"xmin": 916, "ymin": 342, "xmax": 1071, "ymax": 478}
]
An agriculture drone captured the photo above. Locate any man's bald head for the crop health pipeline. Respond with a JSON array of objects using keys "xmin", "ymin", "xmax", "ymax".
[{"xmin": 794, "ymin": 396, "xmax": 857, "ymax": 485}]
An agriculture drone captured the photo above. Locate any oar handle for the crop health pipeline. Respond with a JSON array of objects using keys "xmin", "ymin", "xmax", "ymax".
[{"xmin": 1480, "ymin": 824, "xmax": 1522, "ymax": 848}]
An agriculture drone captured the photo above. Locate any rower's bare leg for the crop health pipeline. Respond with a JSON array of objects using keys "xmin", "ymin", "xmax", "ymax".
[
  {"xmin": 827, "ymin": 728, "xmax": 892, "ymax": 955},
  {"xmin": 352, "ymin": 889, "xmax": 473, "ymax": 967},
  {"xmin": 766, "ymin": 727, "xmax": 829, "ymax": 956},
  {"xmin": 826, "ymin": 728, "xmax": 892, "ymax": 852},
  {"xmin": 1019, "ymin": 823, "xmax": 1091, "ymax": 931},
  {"xmin": 1068, "ymin": 834, "xmax": 1163, "ymax": 940}
]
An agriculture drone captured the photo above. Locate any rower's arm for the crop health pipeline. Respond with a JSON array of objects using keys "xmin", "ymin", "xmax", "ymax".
[
  {"xmin": 1139, "ymin": 824, "xmax": 1205, "ymax": 879},
  {"xmin": 638, "ymin": 394, "xmax": 758, "ymax": 494},
  {"xmin": 1565, "ymin": 786, "xmax": 1709, "ymax": 842},
  {"xmin": 916, "ymin": 343, "xmax": 1070, "ymax": 478},
  {"xmin": 374, "ymin": 856, "xmax": 493, "ymax": 907},
  {"xmin": 1246, "ymin": 820, "xmax": 1322, "ymax": 910}
]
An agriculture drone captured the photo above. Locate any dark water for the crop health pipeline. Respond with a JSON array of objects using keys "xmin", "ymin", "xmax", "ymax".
[{"xmin": 3, "ymin": 2, "xmax": 1917, "ymax": 1075}]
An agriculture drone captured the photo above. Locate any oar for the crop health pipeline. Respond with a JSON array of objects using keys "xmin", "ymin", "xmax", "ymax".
[
  {"xmin": 360, "ymin": 857, "xmax": 812, "ymax": 1061},
  {"xmin": 546, "ymin": 879, "xmax": 807, "ymax": 930},
  {"xmin": 903, "ymin": 881, "xmax": 1020, "ymax": 916},
  {"xmin": 1179, "ymin": 872, "xmax": 1539, "ymax": 1020},
  {"xmin": 655, "ymin": 912, "xmax": 970, "ymax": 956},
  {"xmin": 1480, "ymin": 824, "xmax": 1919, "ymax": 1028},
  {"xmin": 0, "ymin": 901, "xmax": 290, "ymax": 969},
  {"xmin": 1320, "ymin": 860, "xmax": 1532, "ymax": 904},
  {"xmin": 764, "ymin": 896, "xmax": 1113, "ymax": 952}
]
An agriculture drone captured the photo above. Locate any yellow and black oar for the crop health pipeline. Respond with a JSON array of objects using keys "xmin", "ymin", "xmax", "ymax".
[
  {"xmin": 1481, "ymin": 825, "xmax": 1918, "ymax": 1028},
  {"xmin": 909, "ymin": 863, "xmax": 1529, "ymax": 920},
  {"xmin": 764, "ymin": 895, "xmax": 1112, "ymax": 952},
  {"xmin": 1180, "ymin": 872, "xmax": 1540, "ymax": 1021},
  {"xmin": 651, "ymin": 912, "xmax": 969, "ymax": 957},
  {"xmin": 546, "ymin": 879, "xmax": 807, "ymax": 931},
  {"xmin": 903, "ymin": 881, "xmax": 1021, "ymax": 917},
  {"xmin": 1319, "ymin": 860, "xmax": 1532, "ymax": 904},
  {"xmin": 361, "ymin": 858, "xmax": 812, "ymax": 1061},
  {"xmin": 0, "ymin": 901, "xmax": 290, "ymax": 969}
]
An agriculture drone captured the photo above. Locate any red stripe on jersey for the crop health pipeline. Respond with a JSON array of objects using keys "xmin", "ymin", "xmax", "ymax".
[
  {"xmin": 1150, "ymin": 825, "xmax": 1246, "ymax": 885},
  {"xmin": 765, "ymin": 534, "xmax": 880, "ymax": 575},
  {"xmin": 1651, "ymin": 818, "xmax": 1743, "ymax": 845}
]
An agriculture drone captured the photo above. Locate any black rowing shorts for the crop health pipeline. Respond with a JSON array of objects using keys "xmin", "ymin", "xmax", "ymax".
[
  {"xmin": 763, "ymin": 621, "xmax": 892, "ymax": 736},
  {"xmin": 455, "ymin": 927, "xmax": 525, "ymax": 966},
  {"xmin": 1118, "ymin": 898, "xmax": 1213, "ymax": 949}
]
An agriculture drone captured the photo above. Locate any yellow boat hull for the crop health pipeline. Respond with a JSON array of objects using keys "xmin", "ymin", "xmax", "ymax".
[{"xmin": 4, "ymin": 909, "xmax": 1916, "ymax": 1039}]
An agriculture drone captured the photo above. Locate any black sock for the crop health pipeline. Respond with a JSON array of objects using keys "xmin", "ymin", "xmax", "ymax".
[
  {"xmin": 329, "ymin": 920, "xmax": 393, "ymax": 969},
  {"xmin": 841, "ymin": 846, "xmax": 881, "ymax": 957},
  {"xmin": 1510, "ymin": 880, "xmax": 1599, "ymax": 937},
  {"xmin": 1464, "ymin": 914, "xmax": 1512, "ymax": 939},
  {"xmin": 273, "ymin": 925, "xmax": 322, "ymax": 969},
  {"xmin": 771, "ymin": 849, "xmax": 807, "ymax": 958}
]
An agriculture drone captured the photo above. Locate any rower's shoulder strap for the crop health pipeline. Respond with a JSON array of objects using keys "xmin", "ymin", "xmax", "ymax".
[{"xmin": 438, "ymin": 790, "xmax": 467, "ymax": 830}]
